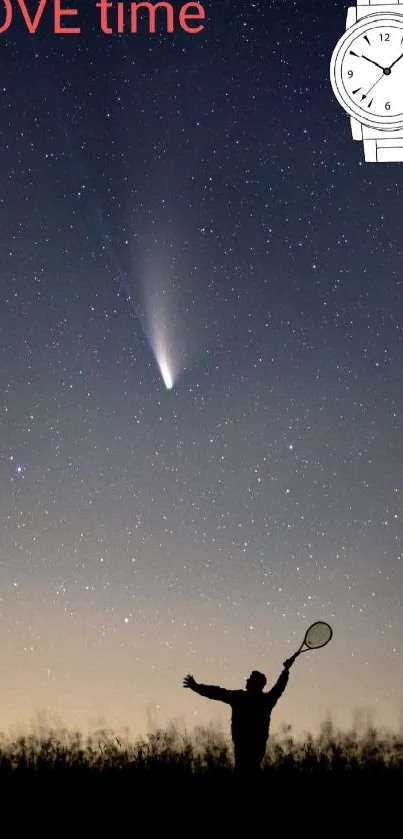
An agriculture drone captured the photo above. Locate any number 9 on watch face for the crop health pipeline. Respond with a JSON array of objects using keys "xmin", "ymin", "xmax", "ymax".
[{"xmin": 330, "ymin": 13, "xmax": 403, "ymax": 130}]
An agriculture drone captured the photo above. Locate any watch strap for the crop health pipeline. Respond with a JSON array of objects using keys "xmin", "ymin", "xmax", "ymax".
[
  {"xmin": 363, "ymin": 137, "xmax": 403, "ymax": 160},
  {"xmin": 357, "ymin": 0, "xmax": 403, "ymax": 5}
]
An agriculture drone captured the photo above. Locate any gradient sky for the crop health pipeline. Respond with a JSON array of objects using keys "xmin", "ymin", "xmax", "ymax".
[{"xmin": 0, "ymin": 0, "xmax": 403, "ymax": 743}]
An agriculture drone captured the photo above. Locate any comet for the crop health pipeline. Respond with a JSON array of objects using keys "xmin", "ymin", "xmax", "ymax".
[
  {"xmin": 52, "ymin": 117, "xmax": 185, "ymax": 390},
  {"xmin": 159, "ymin": 359, "xmax": 173, "ymax": 390},
  {"xmin": 127, "ymin": 229, "xmax": 199, "ymax": 390},
  {"xmin": 137, "ymin": 248, "xmax": 183, "ymax": 390},
  {"xmin": 149, "ymin": 318, "xmax": 177, "ymax": 390}
]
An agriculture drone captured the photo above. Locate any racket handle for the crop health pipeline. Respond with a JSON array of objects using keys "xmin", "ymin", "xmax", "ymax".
[{"xmin": 283, "ymin": 652, "xmax": 299, "ymax": 669}]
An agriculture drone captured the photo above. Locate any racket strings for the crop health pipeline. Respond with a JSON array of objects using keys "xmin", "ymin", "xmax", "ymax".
[{"xmin": 304, "ymin": 621, "xmax": 332, "ymax": 648}]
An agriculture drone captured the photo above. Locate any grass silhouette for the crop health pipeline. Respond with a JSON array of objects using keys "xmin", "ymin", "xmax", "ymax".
[
  {"xmin": 1, "ymin": 714, "xmax": 402, "ymax": 784},
  {"xmin": 0, "ymin": 714, "xmax": 401, "ymax": 826}
]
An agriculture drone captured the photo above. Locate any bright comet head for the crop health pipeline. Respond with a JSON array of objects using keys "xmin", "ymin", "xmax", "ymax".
[{"xmin": 160, "ymin": 360, "xmax": 173, "ymax": 390}]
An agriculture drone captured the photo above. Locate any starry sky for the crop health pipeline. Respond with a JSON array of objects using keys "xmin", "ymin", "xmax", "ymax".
[{"xmin": 0, "ymin": 0, "xmax": 403, "ymax": 743}]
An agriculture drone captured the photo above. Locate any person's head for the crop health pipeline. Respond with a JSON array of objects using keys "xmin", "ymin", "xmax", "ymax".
[{"xmin": 245, "ymin": 670, "xmax": 267, "ymax": 693}]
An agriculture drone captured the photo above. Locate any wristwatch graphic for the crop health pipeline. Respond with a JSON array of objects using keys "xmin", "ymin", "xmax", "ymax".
[{"xmin": 330, "ymin": 0, "xmax": 403, "ymax": 161}]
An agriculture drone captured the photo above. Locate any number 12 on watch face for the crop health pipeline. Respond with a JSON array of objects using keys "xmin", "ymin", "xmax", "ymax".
[{"xmin": 331, "ymin": 14, "xmax": 403, "ymax": 130}]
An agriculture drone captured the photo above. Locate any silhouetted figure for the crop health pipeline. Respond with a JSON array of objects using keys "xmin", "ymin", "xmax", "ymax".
[{"xmin": 183, "ymin": 655, "xmax": 296, "ymax": 780}]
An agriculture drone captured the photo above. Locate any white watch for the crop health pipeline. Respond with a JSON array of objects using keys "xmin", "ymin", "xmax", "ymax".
[{"xmin": 330, "ymin": 0, "xmax": 403, "ymax": 161}]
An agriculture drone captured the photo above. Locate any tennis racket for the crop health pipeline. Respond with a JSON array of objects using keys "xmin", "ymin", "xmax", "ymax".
[{"xmin": 283, "ymin": 621, "xmax": 333, "ymax": 668}]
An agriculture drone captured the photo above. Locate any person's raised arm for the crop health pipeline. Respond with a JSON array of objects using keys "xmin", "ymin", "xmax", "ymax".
[
  {"xmin": 183, "ymin": 674, "xmax": 232, "ymax": 703},
  {"xmin": 266, "ymin": 656, "xmax": 296, "ymax": 706}
]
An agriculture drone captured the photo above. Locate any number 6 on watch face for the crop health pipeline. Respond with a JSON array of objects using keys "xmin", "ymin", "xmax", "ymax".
[{"xmin": 330, "ymin": 13, "xmax": 403, "ymax": 130}]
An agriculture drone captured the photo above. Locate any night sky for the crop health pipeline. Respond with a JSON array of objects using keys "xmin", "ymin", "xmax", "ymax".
[{"xmin": 1, "ymin": 0, "xmax": 403, "ymax": 743}]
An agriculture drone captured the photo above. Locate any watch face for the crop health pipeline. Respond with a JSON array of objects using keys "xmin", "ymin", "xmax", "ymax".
[{"xmin": 330, "ymin": 13, "xmax": 403, "ymax": 130}]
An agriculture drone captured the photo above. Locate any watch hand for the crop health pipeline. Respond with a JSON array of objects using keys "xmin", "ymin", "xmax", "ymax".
[
  {"xmin": 361, "ymin": 54, "xmax": 387, "ymax": 71},
  {"xmin": 389, "ymin": 51, "xmax": 403, "ymax": 70},
  {"xmin": 360, "ymin": 71, "xmax": 385, "ymax": 101}
]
